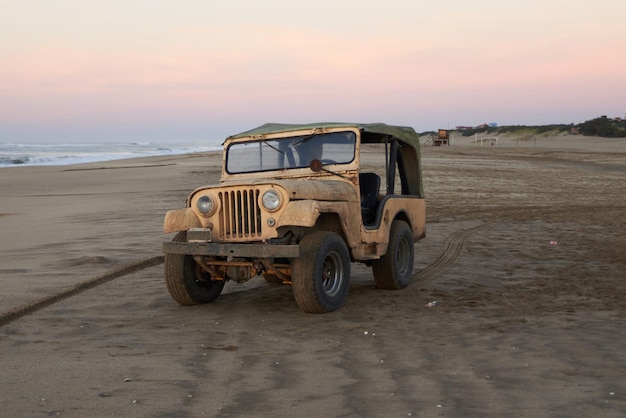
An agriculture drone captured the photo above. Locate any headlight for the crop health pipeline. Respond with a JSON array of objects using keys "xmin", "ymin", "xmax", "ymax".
[
  {"xmin": 196, "ymin": 195, "xmax": 216, "ymax": 216},
  {"xmin": 261, "ymin": 190, "xmax": 281, "ymax": 212}
]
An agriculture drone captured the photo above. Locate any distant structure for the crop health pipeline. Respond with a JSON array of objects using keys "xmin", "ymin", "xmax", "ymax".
[
  {"xmin": 433, "ymin": 129, "xmax": 450, "ymax": 146},
  {"xmin": 455, "ymin": 122, "xmax": 498, "ymax": 130}
]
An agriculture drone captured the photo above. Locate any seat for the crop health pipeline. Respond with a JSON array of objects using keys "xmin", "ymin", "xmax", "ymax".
[{"xmin": 359, "ymin": 172, "xmax": 380, "ymax": 225}]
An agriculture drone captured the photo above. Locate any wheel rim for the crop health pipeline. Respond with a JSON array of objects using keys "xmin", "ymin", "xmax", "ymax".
[
  {"xmin": 321, "ymin": 250, "xmax": 345, "ymax": 297},
  {"xmin": 396, "ymin": 236, "xmax": 411, "ymax": 276}
]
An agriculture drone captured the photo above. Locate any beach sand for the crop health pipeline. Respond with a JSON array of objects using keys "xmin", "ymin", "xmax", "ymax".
[{"xmin": 1, "ymin": 134, "xmax": 625, "ymax": 417}]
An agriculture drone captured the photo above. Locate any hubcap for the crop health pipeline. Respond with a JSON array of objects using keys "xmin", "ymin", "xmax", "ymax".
[
  {"xmin": 322, "ymin": 251, "xmax": 344, "ymax": 297},
  {"xmin": 396, "ymin": 237, "xmax": 410, "ymax": 275}
]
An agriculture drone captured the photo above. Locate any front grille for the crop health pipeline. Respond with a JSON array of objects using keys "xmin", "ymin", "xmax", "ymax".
[{"xmin": 218, "ymin": 189, "xmax": 262, "ymax": 240}]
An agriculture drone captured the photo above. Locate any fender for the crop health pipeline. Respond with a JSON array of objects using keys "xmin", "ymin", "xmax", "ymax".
[
  {"xmin": 164, "ymin": 208, "xmax": 201, "ymax": 233},
  {"xmin": 276, "ymin": 200, "xmax": 321, "ymax": 228}
]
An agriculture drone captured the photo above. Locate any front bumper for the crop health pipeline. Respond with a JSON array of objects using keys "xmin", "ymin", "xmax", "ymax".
[{"xmin": 163, "ymin": 241, "xmax": 300, "ymax": 258}]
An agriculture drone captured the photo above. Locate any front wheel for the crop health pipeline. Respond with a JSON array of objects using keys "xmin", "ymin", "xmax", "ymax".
[
  {"xmin": 372, "ymin": 220, "xmax": 414, "ymax": 290},
  {"xmin": 292, "ymin": 232, "xmax": 351, "ymax": 313},
  {"xmin": 164, "ymin": 231, "xmax": 225, "ymax": 305}
]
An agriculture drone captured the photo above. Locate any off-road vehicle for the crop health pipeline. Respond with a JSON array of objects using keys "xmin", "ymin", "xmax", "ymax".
[{"xmin": 163, "ymin": 122, "xmax": 426, "ymax": 313}]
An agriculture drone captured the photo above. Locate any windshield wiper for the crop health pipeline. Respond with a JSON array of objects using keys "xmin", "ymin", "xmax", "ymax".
[
  {"xmin": 261, "ymin": 140, "xmax": 284, "ymax": 155},
  {"xmin": 291, "ymin": 134, "xmax": 316, "ymax": 148}
]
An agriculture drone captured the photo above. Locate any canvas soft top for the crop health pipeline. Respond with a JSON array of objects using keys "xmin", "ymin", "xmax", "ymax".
[
  {"xmin": 226, "ymin": 122, "xmax": 424, "ymax": 198},
  {"xmin": 227, "ymin": 122, "xmax": 420, "ymax": 149}
]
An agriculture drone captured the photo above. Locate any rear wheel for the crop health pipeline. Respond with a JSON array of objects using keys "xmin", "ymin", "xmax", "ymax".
[
  {"xmin": 292, "ymin": 232, "xmax": 351, "ymax": 313},
  {"xmin": 164, "ymin": 231, "xmax": 225, "ymax": 305},
  {"xmin": 372, "ymin": 220, "xmax": 414, "ymax": 290}
]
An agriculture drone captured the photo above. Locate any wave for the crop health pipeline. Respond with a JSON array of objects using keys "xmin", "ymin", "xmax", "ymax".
[{"xmin": 0, "ymin": 141, "xmax": 221, "ymax": 167}]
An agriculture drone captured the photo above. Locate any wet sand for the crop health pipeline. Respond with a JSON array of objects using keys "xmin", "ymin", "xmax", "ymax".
[{"xmin": 1, "ymin": 134, "xmax": 625, "ymax": 417}]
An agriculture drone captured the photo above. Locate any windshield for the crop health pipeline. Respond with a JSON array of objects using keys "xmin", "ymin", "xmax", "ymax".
[{"xmin": 226, "ymin": 131, "xmax": 356, "ymax": 174}]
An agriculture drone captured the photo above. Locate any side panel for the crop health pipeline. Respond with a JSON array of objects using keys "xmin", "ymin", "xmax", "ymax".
[{"xmin": 351, "ymin": 197, "xmax": 426, "ymax": 260}]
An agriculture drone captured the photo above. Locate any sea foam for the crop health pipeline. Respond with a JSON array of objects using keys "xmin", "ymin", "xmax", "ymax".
[{"xmin": 0, "ymin": 141, "xmax": 221, "ymax": 167}]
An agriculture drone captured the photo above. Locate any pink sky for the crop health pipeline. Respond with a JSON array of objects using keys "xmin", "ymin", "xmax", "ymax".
[{"xmin": 1, "ymin": 0, "xmax": 625, "ymax": 142}]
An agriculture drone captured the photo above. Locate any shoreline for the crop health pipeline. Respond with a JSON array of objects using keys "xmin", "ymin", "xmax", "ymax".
[
  {"xmin": 2, "ymin": 133, "xmax": 625, "ymax": 169},
  {"xmin": 0, "ymin": 141, "xmax": 222, "ymax": 168}
]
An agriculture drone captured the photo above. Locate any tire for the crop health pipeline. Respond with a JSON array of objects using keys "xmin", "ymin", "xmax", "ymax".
[
  {"xmin": 292, "ymin": 232, "xmax": 351, "ymax": 313},
  {"xmin": 164, "ymin": 231, "xmax": 225, "ymax": 305},
  {"xmin": 372, "ymin": 220, "xmax": 414, "ymax": 290}
]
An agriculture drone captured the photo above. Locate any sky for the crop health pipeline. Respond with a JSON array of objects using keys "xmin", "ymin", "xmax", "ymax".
[{"xmin": 1, "ymin": 0, "xmax": 625, "ymax": 143}]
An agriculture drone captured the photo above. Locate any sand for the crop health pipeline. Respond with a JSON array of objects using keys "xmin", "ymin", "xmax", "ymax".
[{"xmin": 1, "ymin": 134, "xmax": 625, "ymax": 417}]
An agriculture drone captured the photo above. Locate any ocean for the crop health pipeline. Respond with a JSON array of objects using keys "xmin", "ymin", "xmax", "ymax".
[{"xmin": 0, "ymin": 141, "xmax": 222, "ymax": 168}]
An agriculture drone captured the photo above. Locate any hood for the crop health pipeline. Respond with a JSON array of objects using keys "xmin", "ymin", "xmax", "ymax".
[{"xmin": 190, "ymin": 178, "xmax": 358, "ymax": 204}]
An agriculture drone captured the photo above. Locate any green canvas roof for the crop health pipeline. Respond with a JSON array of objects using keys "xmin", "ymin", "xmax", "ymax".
[
  {"xmin": 227, "ymin": 122, "xmax": 424, "ymax": 197},
  {"xmin": 228, "ymin": 122, "xmax": 420, "ymax": 148}
]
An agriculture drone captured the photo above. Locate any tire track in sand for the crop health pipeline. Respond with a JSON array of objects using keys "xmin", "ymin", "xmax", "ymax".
[
  {"xmin": 0, "ymin": 256, "xmax": 164, "ymax": 327},
  {"xmin": 1, "ymin": 222, "xmax": 492, "ymax": 327},
  {"xmin": 413, "ymin": 221, "xmax": 493, "ymax": 286}
]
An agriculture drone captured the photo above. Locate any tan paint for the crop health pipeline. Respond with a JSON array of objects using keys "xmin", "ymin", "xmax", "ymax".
[{"xmin": 164, "ymin": 125, "xmax": 426, "ymax": 265}]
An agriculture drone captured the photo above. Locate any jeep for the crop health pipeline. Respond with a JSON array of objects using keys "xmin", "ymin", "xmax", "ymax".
[{"xmin": 163, "ymin": 122, "xmax": 426, "ymax": 313}]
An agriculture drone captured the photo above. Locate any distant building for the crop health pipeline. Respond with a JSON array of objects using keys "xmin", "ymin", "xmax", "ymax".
[
  {"xmin": 434, "ymin": 129, "xmax": 450, "ymax": 146},
  {"xmin": 454, "ymin": 123, "xmax": 497, "ymax": 130}
]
